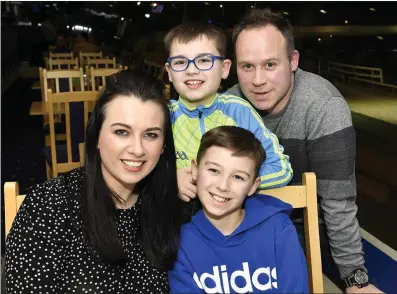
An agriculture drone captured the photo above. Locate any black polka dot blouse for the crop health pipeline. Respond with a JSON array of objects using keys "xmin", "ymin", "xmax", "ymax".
[{"xmin": 4, "ymin": 169, "xmax": 170, "ymax": 293}]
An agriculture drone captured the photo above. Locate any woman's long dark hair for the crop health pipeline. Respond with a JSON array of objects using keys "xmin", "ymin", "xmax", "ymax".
[{"xmin": 81, "ymin": 69, "xmax": 184, "ymax": 269}]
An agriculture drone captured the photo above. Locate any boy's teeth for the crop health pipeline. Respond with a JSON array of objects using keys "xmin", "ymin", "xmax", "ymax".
[
  {"xmin": 186, "ymin": 80, "xmax": 203, "ymax": 85},
  {"xmin": 212, "ymin": 194, "xmax": 229, "ymax": 202},
  {"xmin": 122, "ymin": 160, "xmax": 143, "ymax": 167}
]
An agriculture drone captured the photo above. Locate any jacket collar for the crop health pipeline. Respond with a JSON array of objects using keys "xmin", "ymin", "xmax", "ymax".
[{"xmin": 177, "ymin": 93, "xmax": 219, "ymax": 114}]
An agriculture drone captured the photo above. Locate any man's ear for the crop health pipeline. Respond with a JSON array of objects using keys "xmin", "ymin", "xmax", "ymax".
[
  {"xmin": 290, "ymin": 50, "xmax": 299, "ymax": 72},
  {"xmin": 165, "ymin": 62, "xmax": 173, "ymax": 83},
  {"xmin": 247, "ymin": 177, "xmax": 261, "ymax": 197},
  {"xmin": 221, "ymin": 59, "xmax": 232, "ymax": 80},
  {"xmin": 191, "ymin": 160, "xmax": 198, "ymax": 181}
]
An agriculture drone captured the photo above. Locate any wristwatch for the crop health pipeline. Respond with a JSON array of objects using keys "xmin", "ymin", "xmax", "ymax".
[{"xmin": 343, "ymin": 269, "xmax": 369, "ymax": 289}]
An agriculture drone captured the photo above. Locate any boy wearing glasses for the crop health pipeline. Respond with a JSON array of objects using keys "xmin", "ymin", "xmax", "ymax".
[{"xmin": 164, "ymin": 22, "xmax": 293, "ymax": 201}]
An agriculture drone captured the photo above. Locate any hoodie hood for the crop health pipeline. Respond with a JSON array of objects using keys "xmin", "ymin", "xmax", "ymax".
[{"xmin": 191, "ymin": 194, "xmax": 292, "ymax": 246}]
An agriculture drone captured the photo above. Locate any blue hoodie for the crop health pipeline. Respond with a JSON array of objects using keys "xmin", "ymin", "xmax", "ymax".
[{"xmin": 169, "ymin": 194, "xmax": 309, "ymax": 293}]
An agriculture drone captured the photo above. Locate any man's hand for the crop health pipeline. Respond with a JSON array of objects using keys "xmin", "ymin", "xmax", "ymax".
[
  {"xmin": 177, "ymin": 167, "xmax": 197, "ymax": 202},
  {"xmin": 345, "ymin": 284, "xmax": 384, "ymax": 293}
]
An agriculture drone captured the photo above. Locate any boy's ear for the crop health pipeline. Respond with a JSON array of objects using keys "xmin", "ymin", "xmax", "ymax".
[
  {"xmin": 191, "ymin": 160, "xmax": 198, "ymax": 181},
  {"xmin": 247, "ymin": 177, "xmax": 261, "ymax": 197},
  {"xmin": 221, "ymin": 59, "xmax": 232, "ymax": 80},
  {"xmin": 165, "ymin": 62, "xmax": 173, "ymax": 83}
]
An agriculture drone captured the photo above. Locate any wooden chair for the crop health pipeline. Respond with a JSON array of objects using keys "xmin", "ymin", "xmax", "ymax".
[
  {"xmin": 79, "ymin": 51, "xmax": 102, "ymax": 67},
  {"xmin": 79, "ymin": 142, "xmax": 85, "ymax": 167},
  {"xmin": 41, "ymin": 68, "xmax": 86, "ymax": 150},
  {"xmin": 49, "ymin": 52, "xmax": 74, "ymax": 60},
  {"xmin": 42, "ymin": 68, "xmax": 85, "ymax": 151},
  {"xmin": 85, "ymin": 57, "xmax": 117, "ymax": 69},
  {"xmin": 39, "ymin": 67, "xmax": 67, "ymax": 146},
  {"xmin": 259, "ymin": 173, "xmax": 323, "ymax": 293},
  {"xmin": 86, "ymin": 66, "xmax": 126, "ymax": 91},
  {"xmin": 142, "ymin": 58, "xmax": 165, "ymax": 80},
  {"xmin": 44, "ymin": 57, "xmax": 50, "ymax": 69},
  {"xmin": 45, "ymin": 89, "xmax": 99, "ymax": 178},
  {"xmin": 42, "ymin": 68, "xmax": 85, "ymax": 101},
  {"xmin": 48, "ymin": 58, "xmax": 79, "ymax": 70},
  {"xmin": 4, "ymin": 182, "xmax": 26, "ymax": 238}
]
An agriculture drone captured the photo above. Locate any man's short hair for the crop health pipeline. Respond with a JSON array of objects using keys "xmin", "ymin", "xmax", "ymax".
[
  {"xmin": 232, "ymin": 8, "xmax": 295, "ymax": 60},
  {"xmin": 197, "ymin": 126, "xmax": 266, "ymax": 176},
  {"xmin": 164, "ymin": 21, "xmax": 227, "ymax": 56}
]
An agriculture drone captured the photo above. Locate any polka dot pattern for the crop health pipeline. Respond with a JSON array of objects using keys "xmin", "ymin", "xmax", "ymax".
[{"xmin": 4, "ymin": 169, "xmax": 170, "ymax": 293}]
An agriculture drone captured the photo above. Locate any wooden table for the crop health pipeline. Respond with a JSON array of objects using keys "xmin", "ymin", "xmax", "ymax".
[
  {"xmin": 31, "ymin": 80, "xmax": 41, "ymax": 90},
  {"xmin": 29, "ymin": 101, "xmax": 65, "ymax": 116},
  {"xmin": 29, "ymin": 101, "xmax": 94, "ymax": 116}
]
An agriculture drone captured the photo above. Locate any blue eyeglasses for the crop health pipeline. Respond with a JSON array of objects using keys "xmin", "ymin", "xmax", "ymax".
[{"xmin": 167, "ymin": 54, "xmax": 225, "ymax": 72}]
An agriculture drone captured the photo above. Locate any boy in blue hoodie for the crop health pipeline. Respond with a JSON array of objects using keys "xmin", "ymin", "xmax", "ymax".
[
  {"xmin": 169, "ymin": 126, "xmax": 308, "ymax": 293},
  {"xmin": 164, "ymin": 22, "xmax": 292, "ymax": 202}
]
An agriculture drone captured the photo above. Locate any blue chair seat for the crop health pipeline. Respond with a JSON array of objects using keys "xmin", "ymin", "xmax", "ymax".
[
  {"xmin": 42, "ymin": 144, "xmax": 68, "ymax": 166},
  {"xmin": 43, "ymin": 122, "xmax": 66, "ymax": 136}
]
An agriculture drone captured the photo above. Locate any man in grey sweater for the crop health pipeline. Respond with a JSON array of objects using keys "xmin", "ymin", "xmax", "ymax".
[{"xmin": 227, "ymin": 8, "xmax": 382, "ymax": 293}]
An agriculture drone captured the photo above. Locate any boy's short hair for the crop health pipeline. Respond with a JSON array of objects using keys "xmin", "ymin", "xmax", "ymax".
[
  {"xmin": 232, "ymin": 7, "xmax": 295, "ymax": 60},
  {"xmin": 197, "ymin": 126, "xmax": 266, "ymax": 176},
  {"xmin": 164, "ymin": 21, "xmax": 227, "ymax": 56}
]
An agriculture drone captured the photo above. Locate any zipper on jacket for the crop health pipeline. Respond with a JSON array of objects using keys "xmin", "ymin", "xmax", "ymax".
[{"xmin": 197, "ymin": 108, "xmax": 205, "ymax": 135}]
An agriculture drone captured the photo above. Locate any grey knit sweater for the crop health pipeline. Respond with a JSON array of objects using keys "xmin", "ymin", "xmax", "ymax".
[{"xmin": 227, "ymin": 68, "xmax": 365, "ymax": 279}]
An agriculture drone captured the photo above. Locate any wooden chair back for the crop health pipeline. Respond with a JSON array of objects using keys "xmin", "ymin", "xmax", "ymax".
[
  {"xmin": 49, "ymin": 58, "xmax": 79, "ymax": 70},
  {"xmin": 85, "ymin": 57, "xmax": 116, "ymax": 69},
  {"xmin": 47, "ymin": 89, "xmax": 99, "ymax": 178},
  {"xmin": 44, "ymin": 57, "xmax": 50, "ymax": 69},
  {"xmin": 4, "ymin": 182, "xmax": 26, "ymax": 238},
  {"xmin": 87, "ymin": 66, "xmax": 126, "ymax": 91},
  {"xmin": 49, "ymin": 52, "xmax": 74, "ymax": 60},
  {"xmin": 41, "ymin": 68, "xmax": 85, "ymax": 150},
  {"xmin": 259, "ymin": 173, "xmax": 323, "ymax": 293},
  {"xmin": 142, "ymin": 58, "xmax": 165, "ymax": 80},
  {"xmin": 79, "ymin": 142, "xmax": 85, "ymax": 167},
  {"xmin": 42, "ymin": 68, "xmax": 85, "ymax": 101},
  {"xmin": 79, "ymin": 51, "xmax": 103, "ymax": 67}
]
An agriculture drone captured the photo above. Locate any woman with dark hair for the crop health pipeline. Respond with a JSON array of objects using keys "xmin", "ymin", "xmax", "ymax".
[{"xmin": 4, "ymin": 70, "xmax": 185, "ymax": 293}]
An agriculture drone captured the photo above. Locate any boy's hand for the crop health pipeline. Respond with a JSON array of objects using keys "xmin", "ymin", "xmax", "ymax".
[{"xmin": 177, "ymin": 167, "xmax": 197, "ymax": 202}]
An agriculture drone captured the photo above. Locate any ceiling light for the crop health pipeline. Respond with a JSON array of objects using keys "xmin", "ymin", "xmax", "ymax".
[
  {"xmin": 345, "ymin": 20, "xmax": 348, "ymax": 24},
  {"xmin": 318, "ymin": 38, "xmax": 321, "ymax": 42},
  {"xmin": 137, "ymin": 2, "xmax": 141, "ymax": 5},
  {"xmin": 38, "ymin": 23, "xmax": 42, "ymax": 27},
  {"xmin": 145, "ymin": 14, "xmax": 150, "ymax": 18},
  {"xmin": 152, "ymin": 3, "xmax": 157, "ymax": 7},
  {"xmin": 250, "ymin": 5, "xmax": 254, "ymax": 8},
  {"xmin": 204, "ymin": 2, "xmax": 209, "ymax": 5},
  {"xmin": 220, "ymin": 5, "xmax": 223, "ymax": 8},
  {"xmin": 377, "ymin": 36, "xmax": 383, "ymax": 40},
  {"xmin": 66, "ymin": 25, "xmax": 69, "ymax": 29},
  {"xmin": 330, "ymin": 34, "xmax": 332, "ymax": 38},
  {"xmin": 121, "ymin": 17, "xmax": 124, "ymax": 21},
  {"xmin": 369, "ymin": 7, "xmax": 376, "ymax": 12},
  {"xmin": 320, "ymin": 10, "xmax": 327, "ymax": 14}
]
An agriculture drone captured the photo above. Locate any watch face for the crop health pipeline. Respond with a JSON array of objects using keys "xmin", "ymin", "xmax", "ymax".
[{"xmin": 355, "ymin": 270, "xmax": 368, "ymax": 284}]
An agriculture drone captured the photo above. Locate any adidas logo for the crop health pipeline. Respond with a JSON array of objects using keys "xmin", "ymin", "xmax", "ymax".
[{"xmin": 193, "ymin": 262, "xmax": 278, "ymax": 293}]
